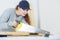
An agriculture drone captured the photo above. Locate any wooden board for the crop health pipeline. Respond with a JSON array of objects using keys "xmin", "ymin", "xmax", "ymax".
[{"xmin": 0, "ymin": 32, "xmax": 45, "ymax": 36}]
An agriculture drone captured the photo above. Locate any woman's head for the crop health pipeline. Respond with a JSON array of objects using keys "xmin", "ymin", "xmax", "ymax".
[
  {"xmin": 16, "ymin": 0, "xmax": 30, "ymax": 16},
  {"xmin": 16, "ymin": 0, "xmax": 31, "ymax": 25},
  {"xmin": 18, "ymin": 0, "xmax": 30, "ymax": 11}
]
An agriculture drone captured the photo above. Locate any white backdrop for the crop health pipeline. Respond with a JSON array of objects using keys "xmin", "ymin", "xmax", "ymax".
[{"xmin": 39, "ymin": 0, "xmax": 60, "ymax": 35}]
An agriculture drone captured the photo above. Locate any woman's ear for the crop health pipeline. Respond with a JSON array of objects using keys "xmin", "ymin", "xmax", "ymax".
[
  {"xmin": 18, "ymin": 7, "xmax": 20, "ymax": 10},
  {"xmin": 18, "ymin": 6, "xmax": 22, "ymax": 10}
]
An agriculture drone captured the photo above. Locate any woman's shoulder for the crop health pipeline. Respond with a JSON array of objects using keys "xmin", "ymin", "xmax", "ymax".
[
  {"xmin": 1, "ymin": 8, "xmax": 16, "ymax": 17},
  {"xmin": 4, "ymin": 8, "xmax": 16, "ymax": 15},
  {"xmin": 4, "ymin": 8, "xmax": 15, "ymax": 12}
]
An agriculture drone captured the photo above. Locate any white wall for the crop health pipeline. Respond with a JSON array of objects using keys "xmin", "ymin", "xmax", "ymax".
[{"xmin": 39, "ymin": 0, "xmax": 60, "ymax": 35}]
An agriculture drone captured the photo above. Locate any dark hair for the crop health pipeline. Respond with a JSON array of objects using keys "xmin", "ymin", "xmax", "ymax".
[
  {"xmin": 18, "ymin": 0, "xmax": 30, "ymax": 11},
  {"xmin": 16, "ymin": 1, "xmax": 31, "ymax": 25}
]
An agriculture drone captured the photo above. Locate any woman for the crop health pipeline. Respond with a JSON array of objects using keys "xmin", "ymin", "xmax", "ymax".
[{"xmin": 0, "ymin": 0, "xmax": 31, "ymax": 31}]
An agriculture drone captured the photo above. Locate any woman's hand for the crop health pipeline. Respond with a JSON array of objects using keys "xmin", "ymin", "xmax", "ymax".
[{"xmin": 12, "ymin": 21, "xmax": 18, "ymax": 28}]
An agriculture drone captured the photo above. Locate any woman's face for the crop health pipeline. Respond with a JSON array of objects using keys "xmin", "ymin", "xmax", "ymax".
[{"xmin": 17, "ymin": 7, "xmax": 28, "ymax": 16}]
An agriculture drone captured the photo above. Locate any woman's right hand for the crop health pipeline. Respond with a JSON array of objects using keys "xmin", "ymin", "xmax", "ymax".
[{"xmin": 12, "ymin": 21, "xmax": 18, "ymax": 28}]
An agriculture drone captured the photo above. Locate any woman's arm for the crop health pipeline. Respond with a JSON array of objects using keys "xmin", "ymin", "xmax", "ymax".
[
  {"xmin": 0, "ymin": 9, "xmax": 13, "ymax": 30},
  {"xmin": 21, "ymin": 17, "xmax": 28, "ymax": 24}
]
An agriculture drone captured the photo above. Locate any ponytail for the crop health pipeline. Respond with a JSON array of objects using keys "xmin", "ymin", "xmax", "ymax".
[{"xmin": 24, "ymin": 14, "xmax": 31, "ymax": 25}]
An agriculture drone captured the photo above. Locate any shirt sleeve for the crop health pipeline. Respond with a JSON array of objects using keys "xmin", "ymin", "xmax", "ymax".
[
  {"xmin": 0, "ymin": 9, "xmax": 13, "ymax": 30},
  {"xmin": 21, "ymin": 17, "xmax": 28, "ymax": 24}
]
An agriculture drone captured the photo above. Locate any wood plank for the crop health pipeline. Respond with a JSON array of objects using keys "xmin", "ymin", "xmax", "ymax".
[
  {"xmin": 0, "ymin": 32, "xmax": 29, "ymax": 36},
  {"xmin": 0, "ymin": 32, "xmax": 44, "ymax": 36}
]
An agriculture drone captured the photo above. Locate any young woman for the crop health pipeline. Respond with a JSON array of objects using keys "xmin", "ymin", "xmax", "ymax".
[{"xmin": 0, "ymin": 0, "xmax": 31, "ymax": 31}]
